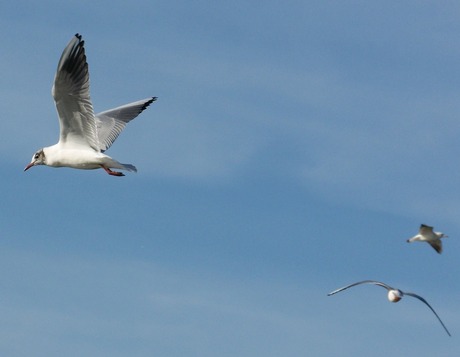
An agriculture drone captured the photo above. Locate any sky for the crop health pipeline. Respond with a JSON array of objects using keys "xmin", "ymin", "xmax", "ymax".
[{"xmin": 1, "ymin": 1, "xmax": 460, "ymax": 356}]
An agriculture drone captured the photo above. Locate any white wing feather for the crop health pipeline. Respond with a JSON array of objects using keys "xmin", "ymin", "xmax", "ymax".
[
  {"xmin": 95, "ymin": 97, "xmax": 157, "ymax": 152},
  {"xmin": 52, "ymin": 34, "xmax": 99, "ymax": 151}
]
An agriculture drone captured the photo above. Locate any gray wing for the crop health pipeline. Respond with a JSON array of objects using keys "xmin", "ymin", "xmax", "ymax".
[
  {"xmin": 52, "ymin": 34, "xmax": 99, "ymax": 150},
  {"xmin": 328, "ymin": 280, "xmax": 393, "ymax": 296},
  {"xmin": 404, "ymin": 292, "xmax": 451, "ymax": 336},
  {"xmin": 428, "ymin": 240, "xmax": 443, "ymax": 254},
  {"xmin": 420, "ymin": 224, "xmax": 434, "ymax": 235},
  {"xmin": 95, "ymin": 97, "xmax": 157, "ymax": 152}
]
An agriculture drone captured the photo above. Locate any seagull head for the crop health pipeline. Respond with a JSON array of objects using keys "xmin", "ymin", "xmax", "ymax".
[
  {"xmin": 387, "ymin": 289, "xmax": 403, "ymax": 302},
  {"xmin": 24, "ymin": 149, "xmax": 46, "ymax": 171}
]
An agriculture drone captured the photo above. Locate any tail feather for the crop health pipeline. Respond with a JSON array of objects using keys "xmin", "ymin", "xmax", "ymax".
[
  {"xmin": 103, "ymin": 157, "xmax": 137, "ymax": 172},
  {"xmin": 121, "ymin": 163, "xmax": 137, "ymax": 172}
]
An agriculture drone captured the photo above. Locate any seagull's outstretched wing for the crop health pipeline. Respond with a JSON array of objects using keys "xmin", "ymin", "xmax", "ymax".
[
  {"xmin": 52, "ymin": 33, "xmax": 99, "ymax": 151},
  {"xmin": 420, "ymin": 224, "xmax": 434, "ymax": 235},
  {"xmin": 95, "ymin": 97, "xmax": 157, "ymax": 152},
  {"xmin": 428, "ymin": 240, "xmax": 443, "ymax": 254},
  {"xmin": 328, "ymin": 280, "xmax": 393, "ymax": 296},
  {"xmin": 404, "ymin": 292, "xmax": 451, "ymax": 336}
]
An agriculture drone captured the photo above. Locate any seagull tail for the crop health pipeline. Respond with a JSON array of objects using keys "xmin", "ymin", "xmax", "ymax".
[
  {"xmin": 120, "ymin": 163, "xmax": 137, "ymax": 173},
  {"xmin": 103, "ymin": 157, "xmax": 138, "ymax": 173}
]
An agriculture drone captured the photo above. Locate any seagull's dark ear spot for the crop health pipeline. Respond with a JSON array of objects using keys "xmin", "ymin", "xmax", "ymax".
[{"xmin": 34, "ymin": 149, "xmax": 44, "ymax": 160}]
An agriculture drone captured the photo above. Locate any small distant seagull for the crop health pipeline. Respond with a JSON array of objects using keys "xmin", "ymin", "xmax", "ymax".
[
  {"xmin": 407, "ymin": 224, "xmax": 448, "ymax": 254},
  {"xmin": 24, "ymin": 34, "xmax": 157, "ymax": 176},
  {"xmin": 328, "ymin": 280, "xmax": 451, "ymax": 336}
]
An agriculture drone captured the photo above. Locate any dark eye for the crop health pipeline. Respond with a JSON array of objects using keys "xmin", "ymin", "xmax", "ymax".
[{"xmin": 34, "ymin": 153, "xmax": 39, "ymax": 159}]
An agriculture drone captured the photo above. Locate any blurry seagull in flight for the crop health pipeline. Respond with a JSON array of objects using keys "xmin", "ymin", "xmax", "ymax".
[
  {"xmin": 328, "ymin": 280, "xmax": 451, "ymax": 336},
  {"xmin": 407, "ymin": 224, "xmax": 448, "ymax": 254},
  {"xmin": 24, "ymin": 33, "xmax": 157, "ymax": 176}
]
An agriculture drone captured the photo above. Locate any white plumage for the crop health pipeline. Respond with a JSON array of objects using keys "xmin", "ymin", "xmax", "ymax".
[
  {"xmin": 328, "ymin": 280, "xmax": 451, "ymax": 336},
  {"xmin": 407, "ymin": 224, "xmax": 448, "ymax": 254},
  {"xmin": 25, "ymin": 34, "xmax": 157, "ymax": 176}
]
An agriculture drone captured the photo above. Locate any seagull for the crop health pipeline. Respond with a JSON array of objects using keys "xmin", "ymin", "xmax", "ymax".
[
  {"xmin": 328, "ymin": 280, "xmax": 451, "ymax": 336},
  {"xmin": 407, "ymin": 224, "xmax": 448, "ymax": 254},
  {"xmin": 24, "ymin": 33, "xmax": 157, "ymax": 177}
]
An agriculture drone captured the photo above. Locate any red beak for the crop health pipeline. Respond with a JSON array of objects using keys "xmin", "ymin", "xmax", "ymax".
[{"xmin": 24, "ymin": 162, "xmax": 34, "ymax": 171}]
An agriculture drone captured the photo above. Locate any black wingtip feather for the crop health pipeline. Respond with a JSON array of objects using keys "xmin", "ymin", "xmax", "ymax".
[
  {"xmin": 74, "ymin": 34, "xmax": 84, "ymax": 48},
  {"xmin": 140, "ymin": 97, "xmax": 158, "ymax": 112}
]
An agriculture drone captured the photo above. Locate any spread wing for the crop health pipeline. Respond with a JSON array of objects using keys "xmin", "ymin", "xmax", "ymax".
[
  {"xmin": 327, "ymin": 280, "xmax": 393, "ymax": 296},
  {"xmin": 95, "ymin": 97, "xmax": 157, "ymax": 152},
  {"xmin": 419, "ymin": 224, "xmax": 434, "ymax": 235},
  {"xmin": 428, "ymin": 240, "xmax": 443, "ymax": 254},
  {"xmin": 404, "ymin": 292, "xmax": 451, "ymax": 336},
  {"xmin": 52, "ymin": 33, "xmax": 99, "ymax": 150}
]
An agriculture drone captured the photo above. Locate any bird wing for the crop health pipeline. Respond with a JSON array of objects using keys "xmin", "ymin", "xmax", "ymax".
[
  {"xmin": 404, "ymin": 292, "xmax": 451, "ymax": 336},
  {"xmin": 327, "ymin": 280, "xmax": 393, "ymax": 296},
  {"xmin": 95, "ymin": 97, "xmax": 157, "ymax": 152},
  {"xmin": 52, "ymin": 34, "xmax": 99, "ymax": 151},
  {"xmin": 420, "ymin": 224, "xmax": 434, "ymax": 235},
  {"xmin": 427, "ymin": 240, "xmax": 442, "ymax": 254}
]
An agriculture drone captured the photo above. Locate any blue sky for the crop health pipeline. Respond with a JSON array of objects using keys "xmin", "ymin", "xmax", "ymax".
[{"xmin": 1, "ymin": 1, "xmax": 460, "ymax": 355}]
